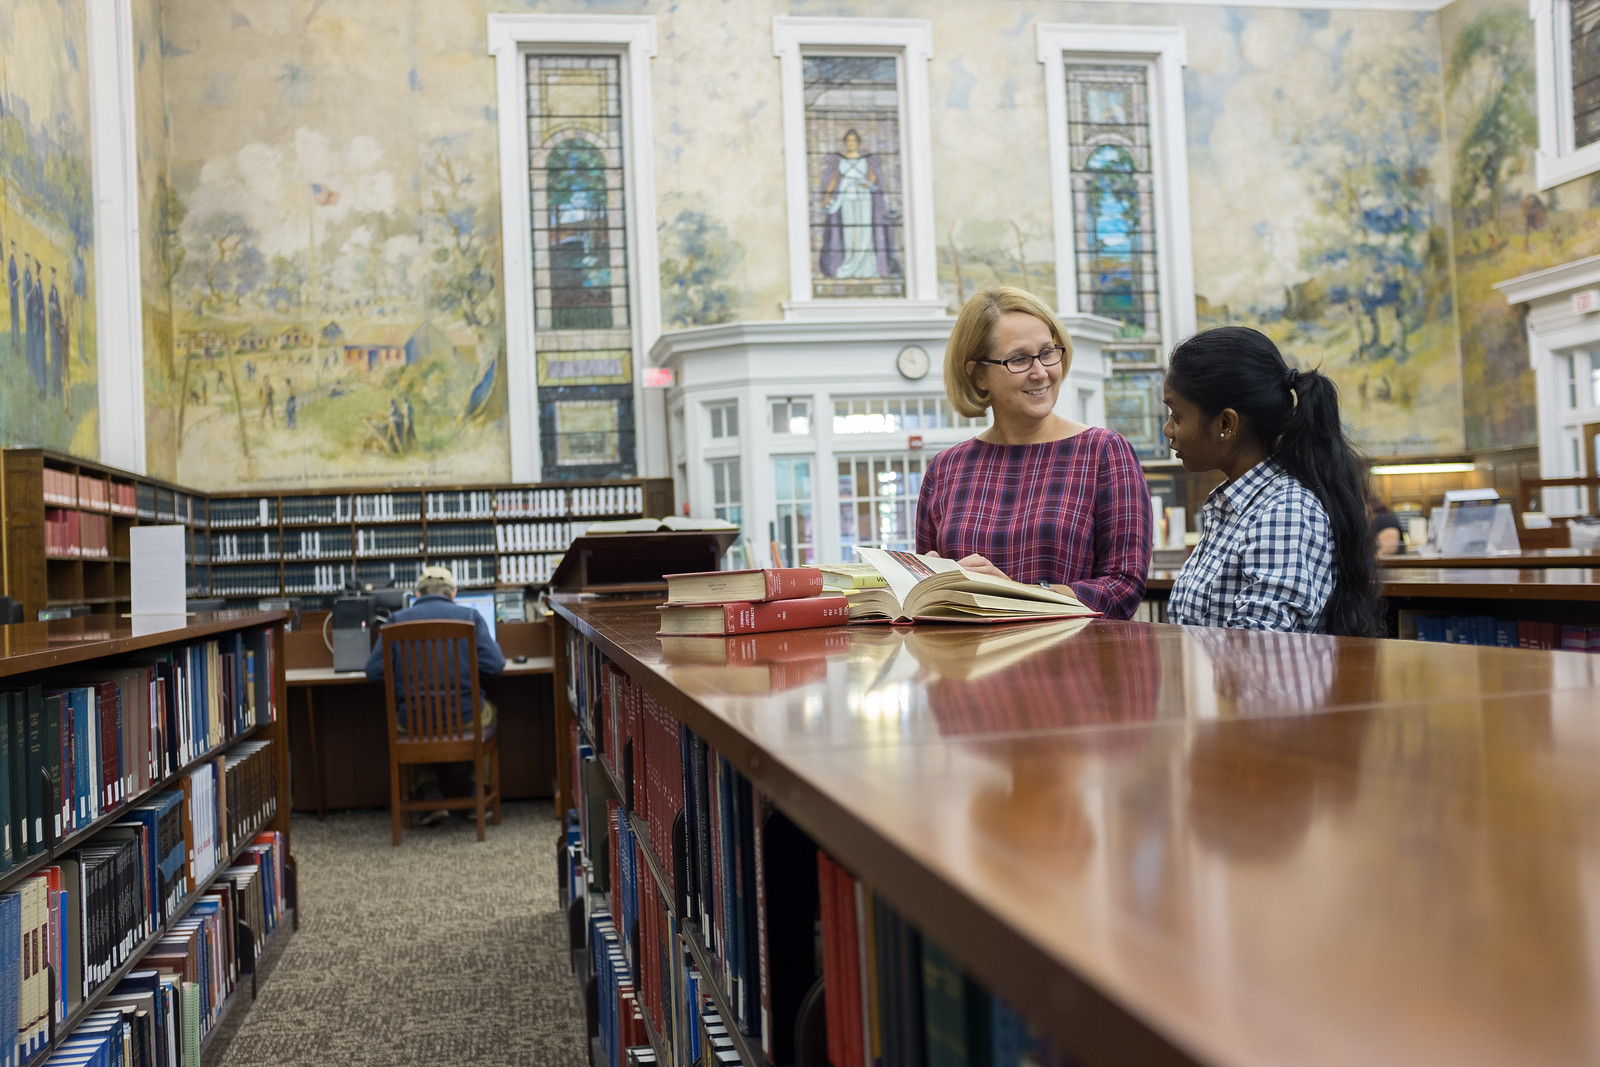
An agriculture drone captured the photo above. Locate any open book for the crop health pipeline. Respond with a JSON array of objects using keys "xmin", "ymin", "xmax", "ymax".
[
  {"xmin": 848, "ymin": 547, "xmax": 1099, "ymax": 624},
  {"xmin": 584, "ymin": 516, "xmax": 740, "ymax": 534}
]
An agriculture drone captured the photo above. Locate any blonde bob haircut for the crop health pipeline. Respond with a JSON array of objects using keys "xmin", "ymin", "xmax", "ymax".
[{"xmin": 943, "ymin": 287, "xmax": 1073, "ymax": 419}]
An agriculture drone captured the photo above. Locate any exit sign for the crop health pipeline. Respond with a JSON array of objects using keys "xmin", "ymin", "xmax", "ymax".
[{"xmin": 1574, "ymin": 289, "xmax": 1600, "ymax": 314}]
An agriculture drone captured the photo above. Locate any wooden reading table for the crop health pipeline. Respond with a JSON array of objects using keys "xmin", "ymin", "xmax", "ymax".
[
  {"xmin": 283, "ymin": 619, "xmax": 557, "ymax": 816},
  {"xmin": 554, "ymin": 598, "xmax": 1600, "ymax": 1067}
]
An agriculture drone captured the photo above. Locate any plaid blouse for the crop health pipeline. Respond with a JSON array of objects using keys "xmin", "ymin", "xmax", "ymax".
[
  {"xmin": 914, "ymin": 428, "xmax": 1152, "ymax": 619},
  {"xmin": 1167, "ymin": 459, "xmax": 1335, "ymax": 633}
]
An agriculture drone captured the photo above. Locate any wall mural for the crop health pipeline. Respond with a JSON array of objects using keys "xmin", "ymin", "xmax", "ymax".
[
  {"xmin": 1443, "ymin": 0, "xmax": 1600, "ymax": 452},
  {"xmin": 1184, "ymin": 9, "xmax": 1461, "ymax": 457},
  {"xmin": 0, "ymin": 0, "xmax": 97, "ymax": 459},
  {"xmin": 151, "ymin": 0, "xmax": 509, "ymax": 492}
]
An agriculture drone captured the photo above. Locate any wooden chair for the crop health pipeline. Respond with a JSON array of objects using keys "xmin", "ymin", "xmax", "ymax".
[{"xmin": 378, "ymin": 619, "xmax": 502, "ymax": 845}]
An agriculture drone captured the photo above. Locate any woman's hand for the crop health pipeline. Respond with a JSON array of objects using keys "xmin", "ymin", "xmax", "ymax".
[{"xmin": 956, "ymin": 553, "xmax": 1010, "ymax": 580}]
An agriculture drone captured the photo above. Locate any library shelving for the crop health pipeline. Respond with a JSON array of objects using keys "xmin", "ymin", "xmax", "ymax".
[
  {"xmin": 550, "ymin": 598, "xmax": 1600, "ymax": 1067},
  {"xmin": 0, "ymin": 610, "xmax": 296, "ymax": 1067},
  {"xmin": 1, "ymin": 450, "xmax": 210, "ymax": 623},
  {"xmin": 205, "ymin": 477, "xmax": 672, "ymax": 607},
  {"xmin": 2, "ymin": 448, "xmax": 673, "ymax": 618}
]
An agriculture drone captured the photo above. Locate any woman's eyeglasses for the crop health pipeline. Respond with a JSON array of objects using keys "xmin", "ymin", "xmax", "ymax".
[{"xmin": 972, "ymin": 344, "xmax": 1065, "ymax": 374}]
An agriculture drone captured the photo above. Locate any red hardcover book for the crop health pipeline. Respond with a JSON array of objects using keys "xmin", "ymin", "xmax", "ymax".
[
  {"xmin": 837, "ymin": 861, "xmax": 863, "ymax": 1067},
  {"xmin": 94, "ymin": 681, "xmax": 120, "ymax": 809},
  {"xmin": 817, "ymin": 852, "xmax": 842, "ymax": 1067},
  {"xmin": 663, "ymin": 567, "xmax": 825, "ymax": 604},
  {"xmin": 656, "ymin": 596, "xmax": 851, "ymax": 636}
]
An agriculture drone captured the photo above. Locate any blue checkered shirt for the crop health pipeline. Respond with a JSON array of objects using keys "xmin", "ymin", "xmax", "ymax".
[{"xmin": 1167, "ymin": 459, "xmax": 1335, "ymax": 633}]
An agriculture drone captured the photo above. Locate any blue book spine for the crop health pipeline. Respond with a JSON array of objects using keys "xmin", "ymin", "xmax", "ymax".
[{"xmin": 1, "ymin": 890, "xmax": 20, "ymax": 1067}]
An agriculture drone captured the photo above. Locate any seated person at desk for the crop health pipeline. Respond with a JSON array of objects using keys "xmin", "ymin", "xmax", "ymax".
[
  {"xmin": 1368, "ymin": 495, "xmax": 1406, "ymax": 556},
  {"xmin": 365, "ymin": 564, "xmax": 504, "ymax": 825},
  {"xmin": 915, "ymin": 286, "xmax": 1152, "ymax": 619},
  {"xmin": 1161, "ymin": 327, "xmax": 1382, "ymax": 636}
]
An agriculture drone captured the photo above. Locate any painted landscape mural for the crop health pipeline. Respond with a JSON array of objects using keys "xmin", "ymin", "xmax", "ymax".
[
  {"xmin": 0, "ymin": 0, "xmax": 98, "ymax": 458},
  {"xmin": 1443, "ymin": 0, "xmax": 1600, "ymax": 451},
  {"xmin": 1182, "ymin": 8, "xmax": 1462, "ymax": 456},
  {"xmin": 149, "ymin": 0, "xmax": 511, "ymax": 490}
]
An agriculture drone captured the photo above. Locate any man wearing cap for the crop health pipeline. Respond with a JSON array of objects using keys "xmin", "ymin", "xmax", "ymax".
[{"xmin": 365, "ymin": 564, "xmax": 504, "ymax": 825}]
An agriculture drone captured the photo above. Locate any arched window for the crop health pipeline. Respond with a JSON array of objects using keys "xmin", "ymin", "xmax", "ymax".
[{"xmin": 546, "ymin": 138, "xmax": 613, "ymax": 330}]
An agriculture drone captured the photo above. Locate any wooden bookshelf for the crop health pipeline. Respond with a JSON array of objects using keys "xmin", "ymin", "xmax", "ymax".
[
  {"xmin": 201, "ymin": 477, "xmax": 673, "ymax": 607},
  {"xmin": 551, "ymin": 599, "xmax": 1600, "ymax": 1067},
  {"xmin": 1, "ymin": 447, "xmax": 673, "ymax": 618},
  {"xmin": 0, "ymin": 610, "xmax": 295, "ymax": 1067},
  {"xmin": 1, "ymin": 449, "xmax": 209, "ymax": 623}
]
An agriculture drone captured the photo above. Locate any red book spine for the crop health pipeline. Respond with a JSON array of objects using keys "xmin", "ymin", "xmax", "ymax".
[
  {"xmin": 817, "ymin": 851, "xmax": 842, "ymax": 1067},
  {"xmin": 761, "ymin": 567, "xmax": 826, "ymax": 600},
  {"xmin": 97, "ymin": 683, "xmax": 120, "ymax": 808},
  {"xmin": 839, "ymin": 863, "xmax": 863, "ymax": 1067},
  {"xmin": 696, "ymin": 596, "xmax": 851, "ymax": 636}
]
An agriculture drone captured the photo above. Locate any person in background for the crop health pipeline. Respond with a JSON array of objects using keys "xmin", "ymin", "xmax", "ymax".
[
  {"xmin": 1162, "ymin": 326, "xmax": 1382, "ymax": 636},
  {"xmin": 1368, "ymin": 494, "xmax": 1405, "ymax": 556},
  {"xmin": 365, "ymin": 564, "xmax": 504, "ymax": 825},
  {"xmin": 915, "ymin": 286, "xmax": 1152, "ymax": 619}
]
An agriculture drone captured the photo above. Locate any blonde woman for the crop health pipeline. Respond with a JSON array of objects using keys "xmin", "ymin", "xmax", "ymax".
[{"xmin": 915, "ymin": 287, "xmax": 1152, "ymax": 619}]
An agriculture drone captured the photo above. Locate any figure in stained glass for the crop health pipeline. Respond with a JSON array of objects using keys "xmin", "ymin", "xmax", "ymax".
[{"xmin": 820, "ymin": 129, "xmax": 899, "ymax": 280}]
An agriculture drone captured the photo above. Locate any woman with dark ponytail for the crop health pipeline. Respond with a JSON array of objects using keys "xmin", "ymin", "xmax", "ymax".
[{"xmin": 1161, "ymin": 326, "xmax": 1382, "ymax": 637}]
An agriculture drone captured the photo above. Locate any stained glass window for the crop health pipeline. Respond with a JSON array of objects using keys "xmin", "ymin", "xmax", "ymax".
[
  {"xmin": 527, "ymin": 54, "xmax": 636, "ymax": 479},
  {"xmin": 803, "ymin": 55, "xmax": 906, "ymax": 299},
  {"xmin": 1573, "ymin": 0, "xmax": 1600, "ymax": 148},
  {"xmin": 527, "ymin": 56, "xmax": 630, "ymax": 331},
  {"xmin": 1066, "ymin": 65, "xmax": 1159, "ymax": 344}
]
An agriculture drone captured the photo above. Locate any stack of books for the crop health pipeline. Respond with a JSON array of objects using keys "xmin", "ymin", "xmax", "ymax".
[{"xmin": 655, "ymin": 568, "xmax": 849, "ymax": 636}]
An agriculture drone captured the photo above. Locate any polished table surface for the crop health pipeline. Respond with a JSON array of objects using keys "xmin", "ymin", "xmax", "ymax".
[
  {"xmin": 1380, "ymin": 547, "xmax": 1600, "ymax": 567},
  {"xmin": 557, "ymin": 598, "xmax": 1600, "ymax": 1067},
  {"xmin": 1146, "ymin": 566, "xmax": 1600, "ymax": 600}
]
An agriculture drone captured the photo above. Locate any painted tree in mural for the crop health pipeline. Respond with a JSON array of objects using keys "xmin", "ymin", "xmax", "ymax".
[
  {"xmin": 150, "ymin": 174, "xmax": 185, "ymax": 379},
  {"xmin": 188, "ymin": 210, "xmax": 263, "ymax": 314},
  {"xmin": 1447, "ymin": 9, "xmax": 1536, "ymax": 243},
  {"xmin": 660, "ymin": 210, "xmax": 740, "ymax": 328},
  {"xmin": 1290, "ymin": 46, "xmax": 1447, "ymax": 365},
  {"xmin": 421, "ymin": 141, "xmax": 500, "ymax": 423}
]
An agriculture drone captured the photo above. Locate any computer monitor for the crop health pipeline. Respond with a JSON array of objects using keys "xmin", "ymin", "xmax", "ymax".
[{"xmin": 455, "ymin": 591, "xmax": 497, "ymax": 643}]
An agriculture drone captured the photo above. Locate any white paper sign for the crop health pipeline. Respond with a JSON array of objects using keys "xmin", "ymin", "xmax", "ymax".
[{"xmin": 130, "ymin": 525, "xmax": 187, "ymax": 616}]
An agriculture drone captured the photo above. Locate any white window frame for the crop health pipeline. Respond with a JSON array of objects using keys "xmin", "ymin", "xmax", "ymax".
[
  {"xmin": 772, "ymin": 17, "xmax": 943, "ymax": 321},
  {"xmin": 706, "ymin": 399, "xmax": 739, "ymax": 440},
  {"xmin": 1037, "ymin": 24, "xmax": 1196, "ymax": 349},
  {"xmin": 770, "ymin": 396, "xmax": 814, "ymax": 437},
  {"xmin": 1533, "ymin": 0, "xmax": 1600, "ymax": 188},
  {"xmin": 771, "ymin": 453, "xmax": 817, "ymax": 566},
  {"xmin": 488, "ymin": 14, "xmax": 662, "ymax": 482},
  {"xmin": 87, "ymin": 0, "xmax": 146, "ymax": 471}
]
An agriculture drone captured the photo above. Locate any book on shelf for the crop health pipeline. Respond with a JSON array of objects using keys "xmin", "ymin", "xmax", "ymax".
[
  {"xmin": 848, "ymin": 547, "xmax": 1097, "ymax": 625},
  {"xmin": 656, "ymin": 596, "xmax": 851, "ymax": 636},
  {"xmin": 564, "ymin": 623, "xmax": 1082, "ymax": 1067},
  {"xmin": 664, "ymin": 567, "xmax": 825, "ymax": 605},
  {"xmin": 588, "ymin": 516, "xmax": 738, "ymax": 535}
]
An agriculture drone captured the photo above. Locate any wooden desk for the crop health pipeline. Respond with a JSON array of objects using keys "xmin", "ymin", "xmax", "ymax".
[
  {"xmin": 1380, "ymin": 548, "xmax": 1600, "ymax": 568},
  {"xmin": 555, "ymin": 599, "xmax": 1600, "ymax": 1067},
  {"xmin": 1147, "ymin": 567, "xmax": 1600, "ymax": 600},
  {"xmin": 283, "ymin": 640, "xmax": 557, "ymax": 816}
]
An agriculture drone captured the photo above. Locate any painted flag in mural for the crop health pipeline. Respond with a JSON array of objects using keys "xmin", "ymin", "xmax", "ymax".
[{"xmin": 310, "ymin": 183, "xmax": 340, "ymax": 206}]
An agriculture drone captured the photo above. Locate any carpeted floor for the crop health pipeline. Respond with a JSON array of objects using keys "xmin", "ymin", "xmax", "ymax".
[{"xmin": 210, "ymin": 801, "xmax": 589, "ymax": 1067}]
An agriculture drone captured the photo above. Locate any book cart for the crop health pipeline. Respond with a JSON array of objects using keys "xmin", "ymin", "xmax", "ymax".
[
  {"xmin": 0, "ymin": 611, "xmax": 296, "ymax": 1067},
  {"xmin": 549, "ymin": 597, "xmax": 1600, "ymax": 1067}
]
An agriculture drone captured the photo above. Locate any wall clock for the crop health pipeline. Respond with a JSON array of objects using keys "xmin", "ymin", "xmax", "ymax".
[{"xmin": 896, "ymin": 344, "xmax": 931, "ymax": 381}]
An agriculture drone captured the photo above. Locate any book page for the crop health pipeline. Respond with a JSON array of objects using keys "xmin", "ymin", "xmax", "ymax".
[{"xmin": 853, "ymin": 547, "xmax": 963, "ymax": 610}]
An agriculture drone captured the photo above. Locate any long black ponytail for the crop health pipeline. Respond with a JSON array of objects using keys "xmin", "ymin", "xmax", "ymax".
[{"xmin": 1167, "ymin": 327, "xmax": 1382, "ymax": 638}]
